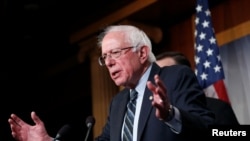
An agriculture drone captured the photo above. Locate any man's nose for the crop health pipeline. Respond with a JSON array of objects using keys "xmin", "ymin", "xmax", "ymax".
[{"xmin": 105, "ymin": 56, "xmax": 115, "ymax": 66}]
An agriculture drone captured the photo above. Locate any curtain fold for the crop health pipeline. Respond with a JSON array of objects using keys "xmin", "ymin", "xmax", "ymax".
[{"xmin": 220, "ymin": 35, "xmax": 250, "ymax": 124}]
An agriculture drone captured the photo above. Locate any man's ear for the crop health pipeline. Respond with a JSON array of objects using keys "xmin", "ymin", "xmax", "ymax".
[{"xmin": 139, "ymin": 46, "xmax": 149, "ymax": 63}]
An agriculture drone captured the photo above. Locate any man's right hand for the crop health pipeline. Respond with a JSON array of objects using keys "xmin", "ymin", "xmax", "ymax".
[{"xmin": 8, "ymin": 111, "xmax": 53, "ymax": 141}]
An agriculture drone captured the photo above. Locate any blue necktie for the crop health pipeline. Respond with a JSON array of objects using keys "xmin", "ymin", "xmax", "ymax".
[{"xmin": 123, "ymin": 89, "xmax": 138, "ymax": 141}]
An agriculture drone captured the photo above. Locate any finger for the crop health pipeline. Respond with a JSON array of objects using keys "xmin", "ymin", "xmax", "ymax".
[
  {"xmin": 147, "ymin": 79, "xmax": 165, "ymax": 104},
  {"xmin": 154, "ymin": 75, "xmax": 166, "ymax": 94},
  {"xmin": 154, "ymin": 75, "xmax": 169, "ymax": 102},
  {"xmin": 152, "ymin": 99, "xmax": 170, "ymax": 120},
  {"xmin": 9, "ymin": 123, "xmax": 22, "ymax": 140},
  {"xmin": 12, "ymin": 132, "xmax": 22, "ymax": 141},
  {"xmin": 10, "ymin": 114, "xmax": 27, "ymax": 127},
  {"xmin": 8, "ymin": 117, "xmax": 18, "ymax": 126},
  {"xmin": 8, "ymin": 116, "xmax": 24, "ymax": 141},
  {"xmin": 152, "ymin": 89, "xmax": 164, "ymax": 103},
  {"xmin": 147, "ymin": 81, "xmax": 164, "ymax": 105},
  {"xmin": 146, "ymin": 81, "xmax": 156, "ymax": 92},
  {"xmin": 10, "ymin": 123, "xmax": 19, "ymax": 132},
  {"xmin": 31, "ymin": 111, "xmax": 44, "ymax": 126},
  {"xmin": 8, "ymin": 118, "xmax": 21, "ymax": 133},
  {"xmin": 11, "ymin": 132, "xmax": 17, "ymax": 140},
  {"xmin": 153, "ymin": 87, "xmax": 170, "ymax": 108}
]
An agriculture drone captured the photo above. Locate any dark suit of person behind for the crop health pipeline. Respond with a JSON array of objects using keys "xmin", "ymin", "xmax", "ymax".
[
  {"xmin": 206, "ymin": 97, "xmax": 239, "ymax": 125},
  {"xmin": 156, "ymin": 51, "xmax": 240, "ymax": 126}
]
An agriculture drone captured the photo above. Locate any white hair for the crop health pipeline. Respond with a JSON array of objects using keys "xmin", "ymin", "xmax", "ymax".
[{"xmin": 97, "ymin": 25, "xmax": 156, "ymax": 62}]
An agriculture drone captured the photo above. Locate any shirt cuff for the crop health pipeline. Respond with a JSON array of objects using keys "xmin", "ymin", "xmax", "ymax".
[{"xmin": 164, "ymin": 106, "xmax": 182, "ymax": 134}]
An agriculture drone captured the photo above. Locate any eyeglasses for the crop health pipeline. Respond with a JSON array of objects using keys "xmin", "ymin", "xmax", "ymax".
[{"xmin": 98, "ymin": 46, "xmax": 135, "ymax": 66}]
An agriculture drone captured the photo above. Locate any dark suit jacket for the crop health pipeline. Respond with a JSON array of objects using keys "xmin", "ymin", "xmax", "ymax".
[
  {"xmin": 95, "ymin": 63, "xmax": 215, "ymax": 141},
  {"xmin": 206, "ymin": 97, "xmax": 239, "ymax": 125}
]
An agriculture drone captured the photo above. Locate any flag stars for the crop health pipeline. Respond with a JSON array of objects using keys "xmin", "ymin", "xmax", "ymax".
[
  {"xmin": 200, "ymin": 72, "xmax": 208, "ymax": 80},
  {"xmin": 199, "ymin": 32, "xmax": 206, "ymax": 40},
  {"xmin": 214, "ymin": 65, "xmax": 221, "ymax": 73},
  {"xmin": 195, "ymin": 17, "xmax": 200, "ymax": 25},
  {"xmin": 196, "ymin": 5, "xmax": 202, "ymax": 12},
  {"xmin": 209, "ymin": 37, "xmax": 216, "ymax": 44},
  {"xmin": 206, "ymin": 48, "xmax": 213, "ymax": 56},
  {"xmin": 205, "ymin": 9, "xmax": 211, "ymax": 16},
  {"xmin": 196, "ymin": 44, "xmax": 203, "ymax": 52},
  {"xmin": 202, "ymin": 20, "xmax": 209, "ymax": 28},
  {"xmin": 203, "ymin": 60, "xmax": 211, "ymax": 68},
  {"xmin": 195, "ymin": 56, "xmax": 200, "ymax": 64},
  {"xmin": 195, "ymin": 0, "xmax": 226, "ymax": 91},
  {"xmin": 195, "ymin": 69, "xmax": 198, "ymax": 76}
]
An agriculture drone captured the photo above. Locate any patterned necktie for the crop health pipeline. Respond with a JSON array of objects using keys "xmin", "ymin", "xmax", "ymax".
[{"xmin": 123, "ymin": 89, "xmax": 138, "ymax": 141}]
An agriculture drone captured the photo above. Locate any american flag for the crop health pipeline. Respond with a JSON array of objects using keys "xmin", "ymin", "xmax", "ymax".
[{"xmin": 194, "ymin": 0, "xmax": 230, "ymax": 103}]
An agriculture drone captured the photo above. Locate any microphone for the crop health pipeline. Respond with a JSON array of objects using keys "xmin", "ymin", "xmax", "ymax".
[
  {"xmin": 54, "ymin": 124, "xmax": 71, "ymax": 141},
  {"xmin": 84, "ymin": 116, "xmax": 95, "ymax": 141}
]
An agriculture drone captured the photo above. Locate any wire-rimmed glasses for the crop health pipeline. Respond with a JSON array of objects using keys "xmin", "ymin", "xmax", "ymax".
[{"xmin": 98, "ymin": 46, "xmax": 135, "ymax": 66}]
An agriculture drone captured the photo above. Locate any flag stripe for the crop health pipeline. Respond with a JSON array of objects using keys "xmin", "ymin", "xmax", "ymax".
[{"xmin": 213, "ymin": 80, "xmax": 230, "ymax": 103}]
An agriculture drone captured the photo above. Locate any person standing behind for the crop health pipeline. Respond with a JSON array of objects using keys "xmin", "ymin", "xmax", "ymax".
[
  {"xmin": 156, "ymin": 51, "xmax": 239, "ymax": 125},
  {"xmin": 8, "ymin": 25, "xmax": 215, "ymax": 141}
]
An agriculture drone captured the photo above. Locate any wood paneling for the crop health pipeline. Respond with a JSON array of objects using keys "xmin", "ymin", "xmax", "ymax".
[
  {"xmin": 70, "ymin": 0, "xmax": 157, "ymax": 44},
  {"xmin": 216, "ymin": 21, "xmax": 250, "ymax": 46}
]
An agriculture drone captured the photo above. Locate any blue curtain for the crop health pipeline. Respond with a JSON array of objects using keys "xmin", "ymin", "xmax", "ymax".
[{"xmin": 220, "ymin": 35, "xmax": 250, "ymax": 124}]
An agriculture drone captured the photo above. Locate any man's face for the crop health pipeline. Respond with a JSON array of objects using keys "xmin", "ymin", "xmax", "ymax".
[{"xmin": 101, "ymin": 32, "xmax": 144, "ymax": 88}]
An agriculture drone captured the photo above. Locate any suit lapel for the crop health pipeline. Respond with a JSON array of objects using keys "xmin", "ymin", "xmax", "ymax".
[
  {"xmin": 112, "ymin": 89, "xmax": 130, "ymax": 141},
  {"xmin": 137, "ymin": 63, "xmax": 161, "ymax": 140}
]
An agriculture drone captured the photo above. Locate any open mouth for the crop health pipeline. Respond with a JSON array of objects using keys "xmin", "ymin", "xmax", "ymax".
[{"xmin": 111, "ymin": 70, "xmax": 120, "ymax": 79}]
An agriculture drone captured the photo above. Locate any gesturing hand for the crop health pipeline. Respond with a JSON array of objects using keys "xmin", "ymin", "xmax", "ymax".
[
  {"xmin": 8, "ymin": 111, "xmax": 53, "ymax": 141},
  {"xmin": 147, "ymin": 74, "xmax": 172, "ymax": 121}
]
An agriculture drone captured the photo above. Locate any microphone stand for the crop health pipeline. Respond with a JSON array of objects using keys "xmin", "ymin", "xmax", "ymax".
[{"xmin": 84, "ymin": 124, "xmax": 93, "ymax": 141}]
